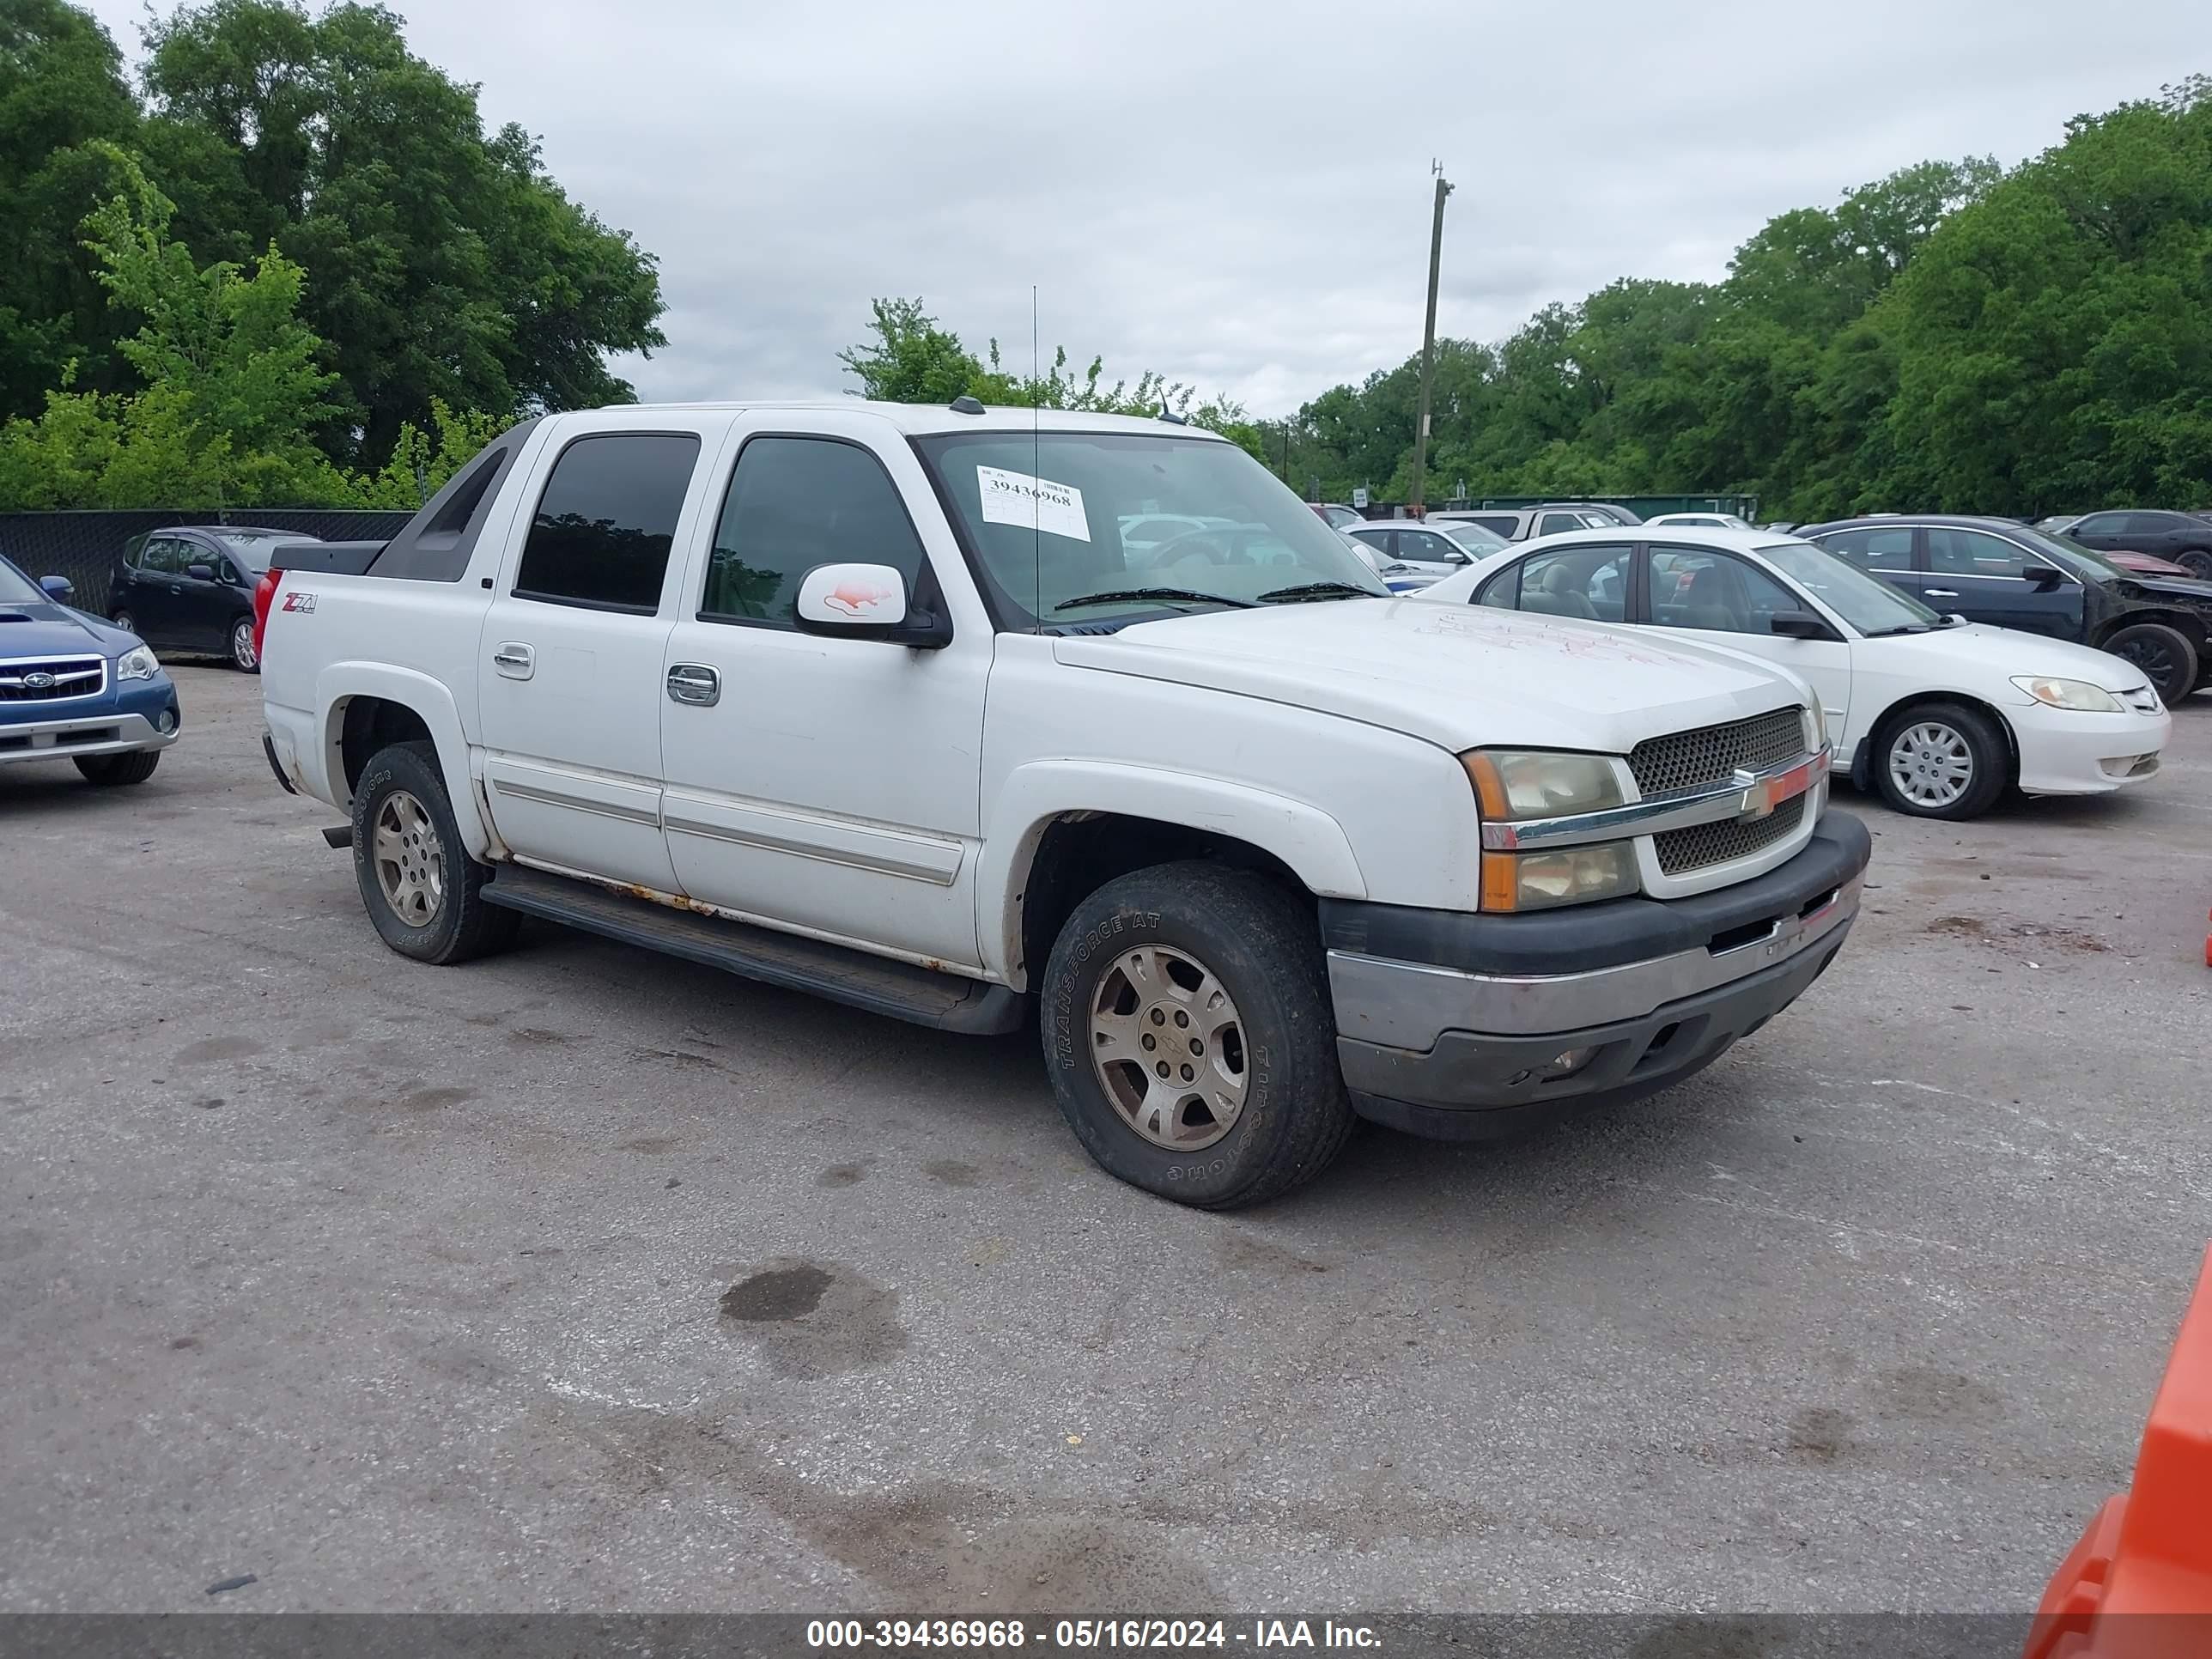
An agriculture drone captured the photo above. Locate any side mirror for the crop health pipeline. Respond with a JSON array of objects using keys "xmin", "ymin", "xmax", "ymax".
[
  {"xmin": 39, "ymin": 575, "xmax": 75, "ymax": 603},
  {"xmin": 1768, "ymin": 610, "xmax": 1836, "ymax": 641},
  {"xmin": 2019, "ymin": 562, "xmax": 2063, "ymax": 589},
  {"xmin": 185, "ymin": 562, "xmax": 216, "ymax": 582},
  {"xmin": 794, "ymin": 563, "xmax": 950, "ymax": 648}
]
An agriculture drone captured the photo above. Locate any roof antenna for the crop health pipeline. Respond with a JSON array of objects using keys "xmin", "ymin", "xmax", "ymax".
[{"xmin": 1031, "ymin": 283, "xmax": 1041, "ymax": 630}]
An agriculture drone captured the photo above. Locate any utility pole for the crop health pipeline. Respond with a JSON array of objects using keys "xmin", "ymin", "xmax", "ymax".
[{"xmin": 1409, "ymin": 161, "xmax": 1453, "ymax": 515}]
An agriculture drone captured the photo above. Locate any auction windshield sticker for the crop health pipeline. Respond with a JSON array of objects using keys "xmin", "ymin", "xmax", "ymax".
[{"xmin": 977, "ymin": 465, "xmax": 1091, "ymax": 543}]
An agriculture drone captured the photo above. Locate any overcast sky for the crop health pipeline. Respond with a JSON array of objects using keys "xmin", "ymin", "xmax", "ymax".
[{"xmin": 81, "ymin": 0, "xmax": 2207, "ymax": 418}]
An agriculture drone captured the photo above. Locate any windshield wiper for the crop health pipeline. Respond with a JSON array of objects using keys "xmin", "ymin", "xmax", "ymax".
[
  {"xmin": 1255, "ymin": 581, "xmax": 1380, "ymax": 604},
  {"xmin": 1053, "ymin": 587, "xmax": 1255, "ymax": 612},
  {"xmin": 1862, "ymin": 623, "xmax": 1934, "ymax": 637}
]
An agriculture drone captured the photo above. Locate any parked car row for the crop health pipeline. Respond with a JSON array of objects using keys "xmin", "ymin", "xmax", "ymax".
[
  {"xmin": 1795, "ymin": 515, "xmax": 2212, "ymax": 705},
  {"xmin": 1419, "ymin": 526, "xmax": 2172, "ymax": 821},
  {"xmin": 8, "ymin": 409, "xmax": 2196, "ymax": 1210}
]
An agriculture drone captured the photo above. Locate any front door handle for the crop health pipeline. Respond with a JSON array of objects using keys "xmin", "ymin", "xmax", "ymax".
[
  {"xmin": 666, "ymin": 663, "xmax": 720, "ymax": 707},
  {"xmin": 492, "ymin": 641, "xmax": 535, "ymax": 680},
  {"xmin": 1923, "ymin": 588, "xmax": 1960, "ymax": 599}
]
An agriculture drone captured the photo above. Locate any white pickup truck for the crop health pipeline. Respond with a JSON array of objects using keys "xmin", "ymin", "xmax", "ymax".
[{"xmin": 257, "ymin": 400, "xmax": 1870, "ymax": 1208}]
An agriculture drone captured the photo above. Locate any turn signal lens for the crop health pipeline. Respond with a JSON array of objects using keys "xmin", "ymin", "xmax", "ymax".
[
  {"xmin": 1463, "ymin": 750, "xmax": 1626, "ymax": 819},
  {"xmin": 1480, "ymin": 842, "xmax": 1639, "ymax": 912}
]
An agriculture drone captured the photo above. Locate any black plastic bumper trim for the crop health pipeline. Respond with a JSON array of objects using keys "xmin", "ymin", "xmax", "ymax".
[{"xmin": 261, "ymin": 731, "xmax": 298, "ymax": 795}]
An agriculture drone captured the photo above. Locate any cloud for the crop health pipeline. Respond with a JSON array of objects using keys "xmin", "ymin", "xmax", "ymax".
[{"xmin": 82, "ymin": 0, "xmax": 2207, "ymax": 416}]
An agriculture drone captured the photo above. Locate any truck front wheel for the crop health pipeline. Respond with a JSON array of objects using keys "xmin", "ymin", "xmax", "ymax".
[
  {"xmin": 351, "ymin": 740, "xmax": 518, "ymax": 965},
  {"xmin": 1039, "ymin": 862, "xmax": 1354, "ymax": 1208}
]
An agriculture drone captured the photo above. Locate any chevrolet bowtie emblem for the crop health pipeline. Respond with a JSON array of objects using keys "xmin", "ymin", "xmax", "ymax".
[
  {"xmin": 1734, "ymin": 768, "xmax": 1777, "ymax": 822},
  {"xmin": 1735, "ymin": 757, "xmax": 1818, "ymax": 823}
]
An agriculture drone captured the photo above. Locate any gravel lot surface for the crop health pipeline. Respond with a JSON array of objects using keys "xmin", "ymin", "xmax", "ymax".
[{"xmin": 4, "ymin": 665, "xmax": 2209, "ymax": 1613}]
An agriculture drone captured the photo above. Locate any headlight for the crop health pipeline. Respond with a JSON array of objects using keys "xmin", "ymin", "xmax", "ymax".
[
  {"xmin": 1802, "ymin": 702, "xmax": 1827, "ymax": 751},
  {"xmin": 117, "ymin": 645, "xmax": 160, "ymax": 682},
  {"xmin": 1463, "ymin": 750, "xmax": 1626, "ymax": 818},
  {"xmin": 1464, "ymin": 750, "xmax": 1637, "ymax": 911},
  {"xmin": 2011, "ymin": 675, "xmax": 2122, "ymax": 713},
  {"xmin": 1480, "ymin": 842, "xmax": 1640, "ymax": 912}
]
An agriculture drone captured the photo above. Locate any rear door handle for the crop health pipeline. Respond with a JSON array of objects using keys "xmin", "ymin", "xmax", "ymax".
[
  {"xmin": 1923, "ymin": 588, "xmax": 1960, "ymax": 598},
  {"xmin": 666, "ymin": 663, "xmax": 720, "ymax": 707},
  {"xmin": 492, "ymin": 642, "xmax": 535, "ymax": 680}
]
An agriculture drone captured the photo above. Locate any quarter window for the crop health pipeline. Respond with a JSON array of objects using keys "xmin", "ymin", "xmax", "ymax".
[
  {"xmin": 514, "ymin": 433, "xmax": 702, "ymax": 612},
  {"xmin": 702, "ymin": 436, "xmax": 930, "ymax": 629}
]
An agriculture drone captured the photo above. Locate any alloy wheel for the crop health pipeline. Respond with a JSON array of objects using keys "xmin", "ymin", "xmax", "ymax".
[
  {"xmin": 1087, "ymin": 944, "xmax": 1249, "ymax": 1150},
  {"xmin": 372, "ymin": 789, "xmax": 446, "ymax": 927}
]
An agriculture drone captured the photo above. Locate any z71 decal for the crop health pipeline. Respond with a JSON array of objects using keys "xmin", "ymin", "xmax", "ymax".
[{"xmin": 281, "ymin": 591, "xmax": 317, "ymax": 613}]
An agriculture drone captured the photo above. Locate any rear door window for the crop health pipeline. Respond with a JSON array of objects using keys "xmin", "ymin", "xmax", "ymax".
[
  {"xmin": 1494, "ymin": 545, "xmax": 1631, "ymax": 620},
  {"xmin": 1646, "ymin": 548, "xmax": 1796, "ymax": 634},
  {"xmin": 514, "ymin": 433, "xmax": 702, "ymax": 613},
  {"xmin": 1814, "ymin": 526, "xmax": 1916, "ymax": 573}
]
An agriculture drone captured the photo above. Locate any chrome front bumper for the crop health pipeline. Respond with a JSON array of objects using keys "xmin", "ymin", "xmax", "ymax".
[
  {"xmin": 1329, "ymin": 872, "xmax": 1860, "ymax": 1044},
  {"xmin": 0, "ymin": 710, "xmax": 179, "ymax": 764},
  {"xmin": 1323, "ymin": 813, "xmax": 1871, "ymax": 1138}
]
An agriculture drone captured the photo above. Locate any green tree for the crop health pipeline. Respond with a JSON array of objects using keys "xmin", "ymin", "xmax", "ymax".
[
  {"xmin": 1868, "ymin": 78, "xmax": 2212, "ymax": 514},
  {"xmin": 137, "ymin": 0, "xmax": 665, "ymax": 464},
  {"xmin": 0, "ymin": 0, "xmax": 142, "ymax": 415},
  {"xmin": 0, "ymin": 145, "xmax": 349, "ymax": 507}
]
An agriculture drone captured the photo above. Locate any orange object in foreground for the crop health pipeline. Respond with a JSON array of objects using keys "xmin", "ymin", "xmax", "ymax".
[{"xmin": 2027, "ymin": 1244, "xmax": 2212, "ymax": 1659}]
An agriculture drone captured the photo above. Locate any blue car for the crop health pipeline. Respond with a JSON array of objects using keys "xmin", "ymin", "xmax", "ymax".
[{"xmin": 1, "ymin": 554, "xmax": 181, "ymax": 786}]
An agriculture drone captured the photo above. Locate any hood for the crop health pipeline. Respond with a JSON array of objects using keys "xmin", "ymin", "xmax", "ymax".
[
  {"xmin": 2106, "ymin": 550, "xmax": 2191, "ymax": 576},
  {"xmin": 1052, "ymin": 599, "xmax": 1807, "ymax": 753},
  {"xmin": 2116, "ymin": 573, "xmax": 2212, "ymax": 605},
  {"xmin": 1878, "ymin": 623, "xmax": 2157, "ymax": 695},
  {"xmin": 0, "ymin": 601, "xmax": 135, "ymax": 657}
]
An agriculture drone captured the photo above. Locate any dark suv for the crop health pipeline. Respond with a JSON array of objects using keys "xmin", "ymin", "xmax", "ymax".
[
  {"xmin": 2051, "ymin": 510, "xmax": 2212, "ymax": 580},
  {"xmin": 1796, "ymin": 514, "xmax": 2212, "ymax": 704},
  {"xmin": 110, "ymin": 526, "xmax": 319, "ymax": 672}
]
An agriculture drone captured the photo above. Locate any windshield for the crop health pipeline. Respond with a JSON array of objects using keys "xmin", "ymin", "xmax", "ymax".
[
  {"xmin": 914, "ymin": 431, "xmax": 1388, "ymax": 627},
  {"xmin": 0, "ymin": 558, "xmax": 46, "ymax": 605},
  {"xmin": 2018, "ymin": 528, "xmax": 2123, "ymax": 580},
  {"xmin": 1758, "ymin": 540, "xmax": 1940, "ymax": 634},
  {"xmin": 1438, "ymin": 524, "xmax": 1508, "ymax": 554}
]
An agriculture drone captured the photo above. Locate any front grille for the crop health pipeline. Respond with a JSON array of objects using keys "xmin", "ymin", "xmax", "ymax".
[
  {"xmin": 1655, "ymin": 795, "xmax": 1807, "ymax": 876},
  {"xmin": 0, "ymin": 656, "xmax": 105, "ymax": 703},
  {"xmin": 1630, "ymin": 706, "xmax": 1804, "ymax": 797}
]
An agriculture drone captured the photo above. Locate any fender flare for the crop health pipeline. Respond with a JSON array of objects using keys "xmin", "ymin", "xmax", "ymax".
[
  {"xmin": 315, "ymin": 663, "xmax": 494, "ymax": 860},
  {"xmin": 976, "ymin": 758, "xmax": 1368, "ymax": 985}
]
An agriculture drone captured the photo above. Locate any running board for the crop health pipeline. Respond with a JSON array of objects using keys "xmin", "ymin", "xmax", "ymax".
[{"xmin": 479, "ymin": 864, "xmax": 1025, "ymax": 1036}]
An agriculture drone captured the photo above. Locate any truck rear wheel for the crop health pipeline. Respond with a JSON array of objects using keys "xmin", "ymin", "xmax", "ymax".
[
  {"xmin": 351, "ymin": 740, "xmax": 518, "ymax": 965},
  {"xmin": 1039, "ymin": 861, "xmax": 1353, "ymax": 1209}
]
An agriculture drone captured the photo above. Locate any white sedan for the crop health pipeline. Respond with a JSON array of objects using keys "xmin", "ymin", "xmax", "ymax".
[
  {"xmin": 1644, "ymin": 511, "xmax": 1754, "ymax": 531},
  {"xmin": 1413, "ymin": 527, "xmax": 2171, "ymax": 819}
]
